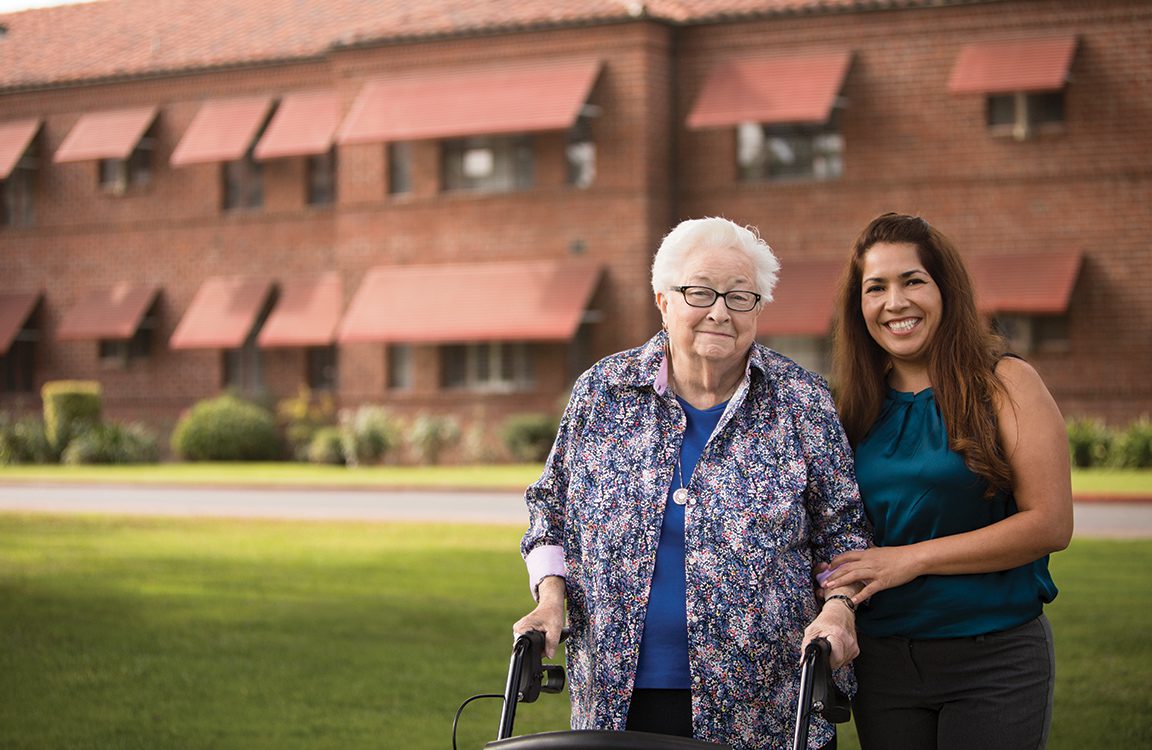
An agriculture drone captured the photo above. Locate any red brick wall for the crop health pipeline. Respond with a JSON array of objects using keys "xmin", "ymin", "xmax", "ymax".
[
  {"xmin": 1, "ymin": 1, "xmax": 1149, "ymax": 451},
  {"xmin": 675, "ymin": 0, "xmax": 1152, "ymax": 423}
]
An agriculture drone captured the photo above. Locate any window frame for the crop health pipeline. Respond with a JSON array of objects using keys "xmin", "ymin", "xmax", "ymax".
[
  {"xmin": 442, "ymin": 135, "xmax": 534, "ymax": 194},
  {"xmin": 737, "ymin": 112, "xmax": 844, "ymax": 183},
  {"xmin": 440, "ymin": 342, "xmax": 534, "ymax": 393},
  {"xmin": 1, "ymin": 145, "xmax": 38, "ymax": 228},
  {"xmin": 986, "ymin": 91, "xmax": 1066, "ymax": 141}
]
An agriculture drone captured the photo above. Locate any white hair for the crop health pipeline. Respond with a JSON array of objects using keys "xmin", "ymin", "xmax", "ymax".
[{"xmin": 650, "ymin": 217, "xmax": 781, "ymax": 302}]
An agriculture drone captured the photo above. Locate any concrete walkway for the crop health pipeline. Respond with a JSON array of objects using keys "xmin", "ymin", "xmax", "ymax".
[{"xmin": 0, "ymin": 484, "xmax": 1149, "ymax": 537}]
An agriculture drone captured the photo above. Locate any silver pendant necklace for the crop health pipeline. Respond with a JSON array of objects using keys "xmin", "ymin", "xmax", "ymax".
[{"xmin": 673, "ymin": 451, "xmax": 691, "ymax": 506}]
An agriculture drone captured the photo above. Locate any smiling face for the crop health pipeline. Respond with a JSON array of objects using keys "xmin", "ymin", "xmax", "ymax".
[
  {"xmin": 859, "ymin": 241, "xmax": 943, "ymax": 373},
  {"xmin": 656, "ymin": 244, "xmax": 763, "ymax": 370}
]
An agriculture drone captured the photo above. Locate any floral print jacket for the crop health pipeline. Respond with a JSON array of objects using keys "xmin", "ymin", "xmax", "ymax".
[{"xmin": 521, "ymin": 332, "xmax": 871, "ymax": 750}]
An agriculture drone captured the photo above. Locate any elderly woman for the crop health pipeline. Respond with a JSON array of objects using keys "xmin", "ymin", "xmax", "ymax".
[{"xmin": 513, "ymin": 217, "xmax": 871, "ymax": 750}]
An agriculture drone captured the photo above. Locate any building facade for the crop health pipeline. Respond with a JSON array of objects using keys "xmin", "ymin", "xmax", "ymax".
[{"xmin": 1, "ymin": 0, "xmax": 1149, "ymax": 454}]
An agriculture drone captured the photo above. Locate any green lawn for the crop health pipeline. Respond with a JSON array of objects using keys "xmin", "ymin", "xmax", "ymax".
[
  {"xmin": 1, "ymin": 463, "xmax": 1151, "ymax": 497},
  {"xmin": 0, "ymin": 515, "xmax": 1148, "ymax": 749}
]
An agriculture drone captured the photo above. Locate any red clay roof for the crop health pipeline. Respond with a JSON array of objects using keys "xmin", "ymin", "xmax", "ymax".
[{"xmin": 0, "ymin": 1, "xmax": 980, "ymax": 92}]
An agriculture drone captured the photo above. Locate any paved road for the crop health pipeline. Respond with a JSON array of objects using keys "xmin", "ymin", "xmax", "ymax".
[{"xmin": 0, "ymin": 484, "xmax": 1149, "ymax": 537}]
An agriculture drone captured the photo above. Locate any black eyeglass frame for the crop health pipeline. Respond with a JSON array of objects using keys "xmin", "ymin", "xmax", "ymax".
[{"xmin": 672, "ymin": 285, "xmax": 762, "ymax": 312}]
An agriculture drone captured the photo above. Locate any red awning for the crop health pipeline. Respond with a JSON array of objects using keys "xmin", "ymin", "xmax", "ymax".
[
  {"xmin": 0, "ymin": 291, "xmax": 40, "ymax": 355},
  {"xmin": 169, "ymin": 276, "xmax": 273, "ymax": 349},
  {"xmin": 53, "ymin": 106, "xmax": 157, "ymax": 163},
  {"xmin": 968, "ymin": 250, "xmax": 1082, "ymax": 314},
  {"xmin": 337, "ymin": 58, "xmax": 601, "ymax": 144},
  {"xmin": 687, "ymin": 51, "xmax": 852, "ymax": 129},
  {"xmin": 253, "ymin": 90, "xmax": 342, "ymax": 160},
  {"xmin": 948, "ymin": 36, "xmax": 1077, "ymax": 94},
  {"xmin": 0, "ymin": 118, "xmax": 40, "ymax": 180},
  {"xmin": 338, "ymin": 259, "xmax": 601, "ymax": 343},
  {"xmin": 55, "ymin": 283, "xmax": 158, "ymax": 341},
  {"xmin": 170, "ymin": 96, "xmax": 274, "ymax": 166},
  {"xmin": 756, "ymin": 259, "xmax": 843, "ymax": 337},
  {"xmin": 257, "ymin": 273, "xmax": 343, "ymax": 347}
]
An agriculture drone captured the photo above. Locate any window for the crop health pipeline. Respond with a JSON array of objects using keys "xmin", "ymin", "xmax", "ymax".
[
  {"xmin": 2, "ymin": 328, "xmax": 37, "ymax": 394},
  {"xmin": 98, "ymin": 123, "xmax": 156, "ymax": 195},
  {"xmin": 737, "ymin": 113, "xmax": 843, "ymax": 182},
  {"xmin": 306, "ymin": 149, "xmax": 337, "ymax": 206},
  {"xmin": 387, "ymin": 344, "xmax": 412, "ymax": 390},
  {"xmin": 388, "ymin": 142, "xmax": 412, "ymax": 196},
  {"xmin": 994, "ymin": 314, "xmax": 1069, "ymax": 355},
  {"xmin": 306, "ymin": 345, "xmax": 338, "ymax": 390},
  {"xmin": 443, "ymin": 136, "xmax": 533, "ymax": 193},
  {"xmin": 2, "ymin": 145, "xmax": 37, "ymax": 228},
  {"xmin": 222, "ymin": 293, "xmax": 274, "ymax": 392},
  {"xmin": 567, "ymin": 113, "xmax": 597, "ymax": 189},
  {"xmin": 441, "ymin": 342, "xmax": 533, "ymax": 392},
  {"xmin": 987, "ymin": 92, "xmax": 1065, "ymax": 140},
  {"xmin": 222, "ymin": 149, "xmax": 264, "ymax": 211},
  {"xmin": 98, "ymin": 309, "xmax": 156, "ymax": 369}
]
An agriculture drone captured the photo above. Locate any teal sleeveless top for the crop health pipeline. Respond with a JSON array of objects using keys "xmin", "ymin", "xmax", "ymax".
[{"xmin": 854, "ymin": 387, "xmax": 1058, "ymax": 639}]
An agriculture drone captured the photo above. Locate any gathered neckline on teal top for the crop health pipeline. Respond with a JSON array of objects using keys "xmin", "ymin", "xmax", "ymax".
[{"xmin": 886, "ymin": 386, "xmax": 935, "ymax": 402}]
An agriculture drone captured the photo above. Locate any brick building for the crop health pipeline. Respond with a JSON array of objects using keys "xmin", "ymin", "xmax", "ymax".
[{"xmin": 1, "ymin": 0, "xmax": 1149, "ymax": 453}]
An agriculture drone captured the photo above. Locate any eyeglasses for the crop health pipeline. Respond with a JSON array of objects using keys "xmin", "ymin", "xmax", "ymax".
[{"xmin": 673, "ymin": 285, "xmax": 761, "ymax": 312}]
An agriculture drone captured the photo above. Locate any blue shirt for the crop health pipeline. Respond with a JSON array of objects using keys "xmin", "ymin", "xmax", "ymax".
[
  {"xmin": 854, "ymin": 387, "xmax": 1058, "ymax": 639},
  {"xmin": 634, "ymin": 396, "xmax": 727, "ymax": 688}
]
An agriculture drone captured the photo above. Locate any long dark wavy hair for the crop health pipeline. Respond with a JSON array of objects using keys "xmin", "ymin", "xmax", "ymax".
[{"xmin": 831, "ymin": 213, "xmax": 1013, "ymax": 495}]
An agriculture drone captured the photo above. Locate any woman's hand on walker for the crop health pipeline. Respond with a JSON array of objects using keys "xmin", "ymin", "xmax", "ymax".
[{"xmin": 512, "ymin": 576, "xmax": 566, "ymax": 658}]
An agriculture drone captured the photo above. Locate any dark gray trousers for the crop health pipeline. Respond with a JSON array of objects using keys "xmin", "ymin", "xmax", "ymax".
[{"xmin": 853, "ymin": 615, "xmax": 1054, "ymax": 750}]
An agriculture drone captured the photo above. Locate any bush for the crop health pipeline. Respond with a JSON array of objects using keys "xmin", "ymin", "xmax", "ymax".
[
  {"xmin": 170, "ymin": 394, "xmax": 282, "ymax": 461},
  {"xmin": 407, "ymin": 414, "xmax": 460, "ymax": 465},
  {"xmin": 306, "ymin": 426, "xmax": 346, "ymax": 465},
  {"xmin": 1067, "ymin": 417, "xmax": 1113, "ymax": 468},
  {"xmin": 340, "ymin": 405, "xmax": 399, "ymax": 467},
  {"xmin": 1110, "ymin": 416, "xmax": 1152, "ymax": 469},
  {"xmin": 41, "ymin": 380, "xmax": 102, "ymax": 456},
  {"xmin": 276, "ymin": 386, "xmax": 337, "ymax": 461},
  {"xmin": 62, "ymin": 423, "xmax": 159, "ymax": 465},
  {"xmin": 501, "ymin": 413, "xmax": 559, "ymax": 462},
  {"xmin": 0, "ymin": 414, "xmax": 54, "ymax": 465}
]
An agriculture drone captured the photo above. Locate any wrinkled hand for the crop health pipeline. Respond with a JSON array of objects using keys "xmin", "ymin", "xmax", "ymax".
[
  {"xmin": 822, "ymin": 545, "xmax": 922, "ymax": 604},
  {"xmin": 512, "ymin": 601, "xmax": 565, "ymax": 659},
  {"xmin": 802, "ymin": 605, "xmax": 858, "ymax": 669}
]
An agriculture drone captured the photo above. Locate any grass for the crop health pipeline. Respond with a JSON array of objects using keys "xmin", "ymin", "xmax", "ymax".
[
  {"xmin": 1, "ymin": 463, "xmax": 1150, "ymax": 497},
  {"xmin": 0, "ymin": 462, "xmax": 545, "ymax": 490},
  {"xmin": 0, "ymin": 515, "xmax": 1149, "ymax": 749}
]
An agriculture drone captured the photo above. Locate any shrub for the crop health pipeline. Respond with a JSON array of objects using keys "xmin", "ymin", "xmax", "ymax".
[
  {"xmin": 41, "ymin": 380, "xmax": 102, "ymax": 456},
  {"xmin": 62, "ymin": 423, "xmax": 159, "ymax": 465},
  {"xmin": 1110, "ymin": 416, "xmax": 1152, "ymax": 469},
  {"xmin": 170, "ymin": 394, "xmax": 282, "ymax": 461},
  {"xmin": 407, "ymin": 414, "xmax": 460, "ymax": 465},
  {"xmin": 276, "ymin": 386, "xmax": 337, "ymax": 461},
  {"xmin": 340, "ymin": 405, "xmax": 399, "ymax": 467},
  {"xmin": 0, "ymin": 414, "xmax": 54, "ymax": 465},
  {"xmin": 306, "ymin": 426, "xmax": 346, "ymax": 465},
  {"xmin": 1067, "ymin": 417, "xmax": 1113, "ymax": 468},
  {"xmin": 501, "ymin": 413, "xmax": 559, "ymax": 463}
]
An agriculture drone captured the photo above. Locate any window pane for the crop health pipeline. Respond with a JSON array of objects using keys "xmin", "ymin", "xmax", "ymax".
[
  {"xmin": 567, "ymin": 115, "xmax": 596, "ymax": 188},
  {"xmin": 441, "ymin": 345, "xmax": 467, "ymax": 389},
  {"xmin": 223, "ymin": 153, "xmax": 264, "ymax": 211},
  {"xmin": 987, "ymin": 94, "xmax": 1017, "ymax": 127},
  {"xmin": 2, "ymin": 338, "xmax": 36, "ymax": 393},
  {"xmin": 307, "ymin": 149, "xmax": 337, "ymax": 206},
  {"xmin": 2, "ymin": 157, "xmax": 37, "ymax": 227},
  {"xmin": 443, "ymin": 136, "xmax": 534, "ymax": 193},
  {"xmin": 1028, "ymin": 92, "xmax": 1065, "ymax": 126},
  {"xmin": 388, "ymin": 142, "xmax": 412, "ymax": 195},
  {"xmin": 388, "ymin": 344, "xmax": 412, "ymax": 390},
  {"xmin": 307, "ymin": 345, "xmax": 338, "ymax": 390}
]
